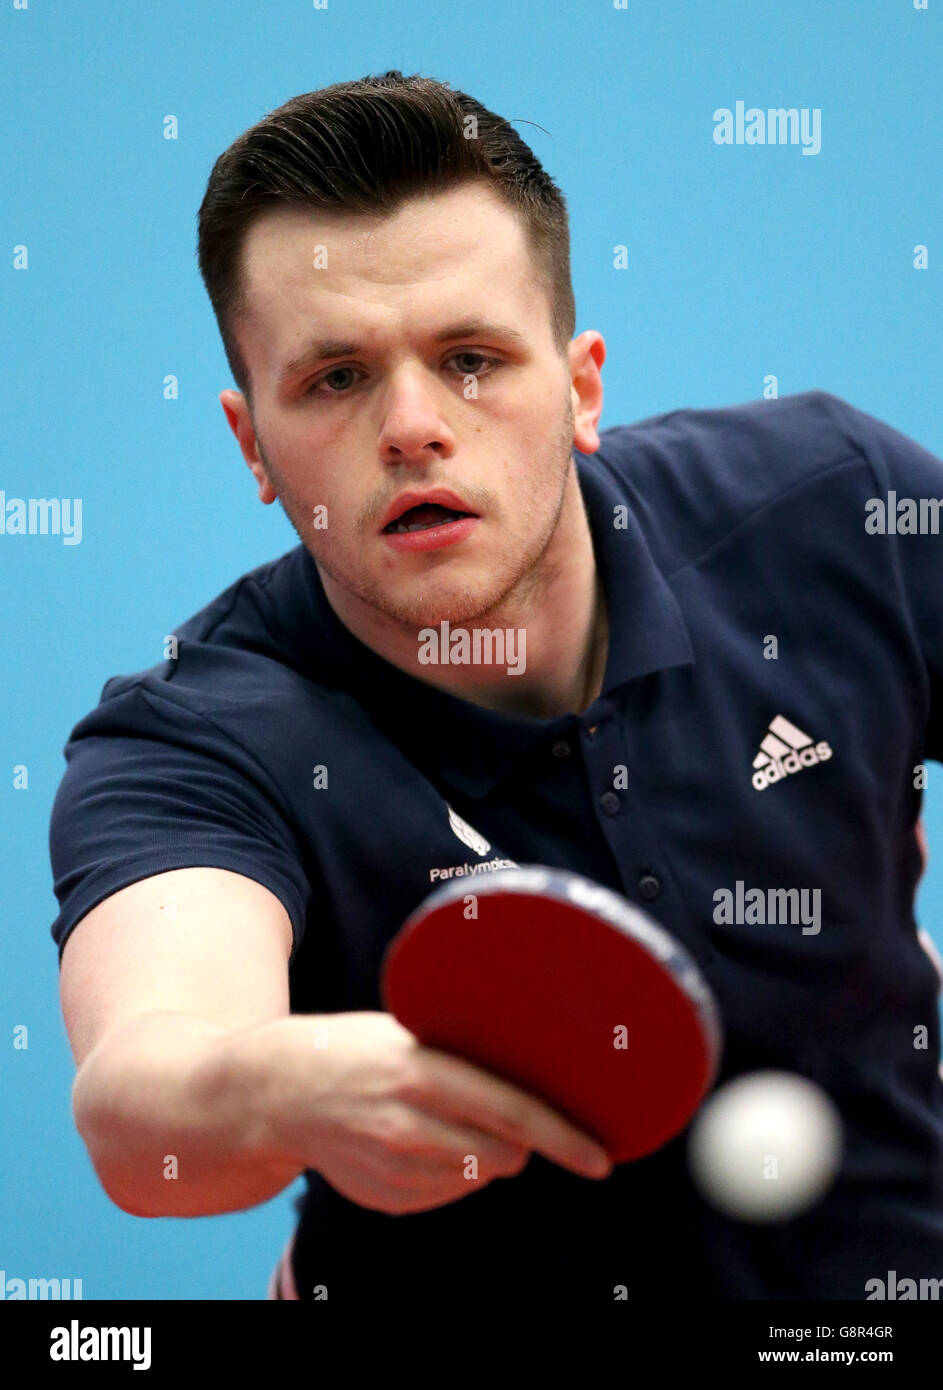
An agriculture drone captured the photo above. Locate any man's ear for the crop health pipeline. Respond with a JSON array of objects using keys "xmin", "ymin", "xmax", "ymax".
[
  {"xmin": 219, "ymin": 389, "xmax": 277, "ymax": 504},
  {"xmin": 568, "ymin": 331, "xmax": 605, "ymax": 456}
]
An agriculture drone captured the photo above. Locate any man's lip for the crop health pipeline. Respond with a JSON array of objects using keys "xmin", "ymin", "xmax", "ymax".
[
  {"xmin": 381, "ymin": 514, "xmax": 479, "ymax": 553},
  {"xmin": 379, "ymin": 488, "xmax": 478, "ymax": 532}
]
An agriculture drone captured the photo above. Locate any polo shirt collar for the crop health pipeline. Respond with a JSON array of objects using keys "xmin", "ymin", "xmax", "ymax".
[{"xmin": 301, "ymin": 447, "xmax": 694, "ymax": 798}]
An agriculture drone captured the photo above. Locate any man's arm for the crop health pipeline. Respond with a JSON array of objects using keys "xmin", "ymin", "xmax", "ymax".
[
  {"xmin": 62, "ymin": 866, "xmax": 304, "ymax": 1217},
  {"xmin": 62, "ymin": 866, "xmax": 613, "ymax": 1222}
]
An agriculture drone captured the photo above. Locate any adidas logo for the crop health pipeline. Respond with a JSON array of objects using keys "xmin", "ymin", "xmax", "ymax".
[{"xmin": 752, "ymin": 714, "xmax": 832, "ymax": 791}]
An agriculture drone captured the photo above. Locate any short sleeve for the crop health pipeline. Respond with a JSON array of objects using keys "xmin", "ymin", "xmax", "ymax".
[
  {"xmin": 48, "ymin": 682, "xmax": 313, "ymax": 963},
  {"xmin": 829, "ymin": 396, "xmax": 943, "ymax": 765}
]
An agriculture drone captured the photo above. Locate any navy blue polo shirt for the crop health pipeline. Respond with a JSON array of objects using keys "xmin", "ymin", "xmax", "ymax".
[{"xmin": 49, "ymin": 389, "xmax": 943, "ymax": 1302}]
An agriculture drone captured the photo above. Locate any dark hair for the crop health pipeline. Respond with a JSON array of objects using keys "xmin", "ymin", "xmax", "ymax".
[{"xmin": 197, "ymin": 70, "xmax": 575, "ymax": 405}]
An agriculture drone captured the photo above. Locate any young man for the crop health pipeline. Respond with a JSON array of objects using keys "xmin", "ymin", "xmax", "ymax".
[{"xmin": 50, "ymin": 71, "xmax": 943, "ymax": 1303}]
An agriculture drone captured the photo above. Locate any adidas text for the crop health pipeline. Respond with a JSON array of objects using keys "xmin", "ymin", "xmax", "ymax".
[{"xmin": 752, "ymin": 741, "xmax": 832, "ymax": 790}]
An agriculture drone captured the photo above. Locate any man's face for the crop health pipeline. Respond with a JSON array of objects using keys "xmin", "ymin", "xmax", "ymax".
[{"xmin": 223, "ymin": 181, "xmax": 595, "ymax": 632}]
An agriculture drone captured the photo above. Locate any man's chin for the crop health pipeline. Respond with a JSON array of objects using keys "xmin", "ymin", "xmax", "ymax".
[
  {"xmin": 363, "ymin": 571, "xmax": 527, "ymax": 632},
  {"xmin": 315, "ymin": 549, "xmax": 527, "ymax": 632},
  {"xmin": 376, "ymin": 595, "xmax": 508, "ymax": 633}
]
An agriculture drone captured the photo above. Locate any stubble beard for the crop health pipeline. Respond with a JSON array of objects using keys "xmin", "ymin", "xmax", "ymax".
[{"xmin": 257, "ymin": 407, "xmax": 575, "ymax": 635}]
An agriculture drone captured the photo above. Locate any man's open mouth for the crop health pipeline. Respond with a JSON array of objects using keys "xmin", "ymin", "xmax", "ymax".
[{"xmin": 383, "ymin": 504, "xmax": 475, "ymax": 535}]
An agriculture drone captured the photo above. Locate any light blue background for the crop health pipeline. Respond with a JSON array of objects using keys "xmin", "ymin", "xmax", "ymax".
[{"xmin": 2, "ymin": 0, "xmax": 941, "ymax": 1299}]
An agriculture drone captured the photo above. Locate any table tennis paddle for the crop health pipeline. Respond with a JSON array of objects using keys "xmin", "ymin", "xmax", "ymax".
[{"xmin": 381, "ymin": 865, "xmax": 723, "ymax": 1163}]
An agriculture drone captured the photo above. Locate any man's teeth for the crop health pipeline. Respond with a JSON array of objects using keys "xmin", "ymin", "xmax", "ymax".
[{"xmin": 391, "ymin": 509, "xmax": 464, "ymax": 534}]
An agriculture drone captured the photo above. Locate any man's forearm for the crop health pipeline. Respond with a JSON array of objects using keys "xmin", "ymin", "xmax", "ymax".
[{"xmin": 72, "ymin": 1011, "xmax": 305, "ymax": 1218}]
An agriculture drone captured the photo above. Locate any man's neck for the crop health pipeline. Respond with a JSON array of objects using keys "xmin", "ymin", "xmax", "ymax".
[{"xmin": 321, "ymin": 467, "xmax": 609, "ymax": 722}]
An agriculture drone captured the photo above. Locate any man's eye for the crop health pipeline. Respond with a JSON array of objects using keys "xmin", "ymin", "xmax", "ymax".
[
  {"xmin": 306, "ymin": 354, "xmax": 502, "ymax": 396},
  {"xmin": 308, "ymin": 366, "xmax": 360, "ymax": 395},
  {"xmin": 450, "ymin": 352, "xmax": 501, "ymax": 375}
]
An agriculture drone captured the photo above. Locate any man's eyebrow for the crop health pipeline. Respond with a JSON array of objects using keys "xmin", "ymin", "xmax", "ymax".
[{"xmin": 277, "ymin": 319, "xmax": 529, "ymax": 383}]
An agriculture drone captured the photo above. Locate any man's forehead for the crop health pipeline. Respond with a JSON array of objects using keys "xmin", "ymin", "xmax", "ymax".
[
  {"xmin": 241, "ymin": 187, "xmax": 529, "ymax": 314},
  {"xmin": 245, "ymin": 180, "xmax": 518, "ymax": 248}
]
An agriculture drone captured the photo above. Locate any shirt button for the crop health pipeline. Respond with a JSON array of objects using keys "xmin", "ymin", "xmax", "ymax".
[
  {"xmin": 600, "ymin": 791, "xmax": 621, "ymax": 816},
  {"xmin": 551, "ymin": 740, "xmax": 571, "ymax": 759},
  {"xmin": 638, "ymin": 874, "xmax": 661, "ymax": 901}
]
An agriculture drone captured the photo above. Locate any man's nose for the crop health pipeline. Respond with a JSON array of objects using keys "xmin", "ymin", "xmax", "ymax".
[{"xmin": 377, "ymin": 368, "xmax": 457, "ymax": 463}]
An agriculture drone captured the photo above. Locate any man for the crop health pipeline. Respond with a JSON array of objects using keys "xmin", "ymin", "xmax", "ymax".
[{"xmin": 50, "ymin": 70, "xmax": 943, "ymax": 1303}]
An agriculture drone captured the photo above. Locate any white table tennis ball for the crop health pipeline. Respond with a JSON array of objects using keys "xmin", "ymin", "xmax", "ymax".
[{"xmin": 687, "ymin": 1070, "xmax": 843, "ymax": 1222}]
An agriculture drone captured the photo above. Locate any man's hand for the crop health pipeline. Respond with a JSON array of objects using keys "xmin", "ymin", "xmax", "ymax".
[{"xmin": 232, "ymin": 1011, "xmax": 614, "ymax": 1215}]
